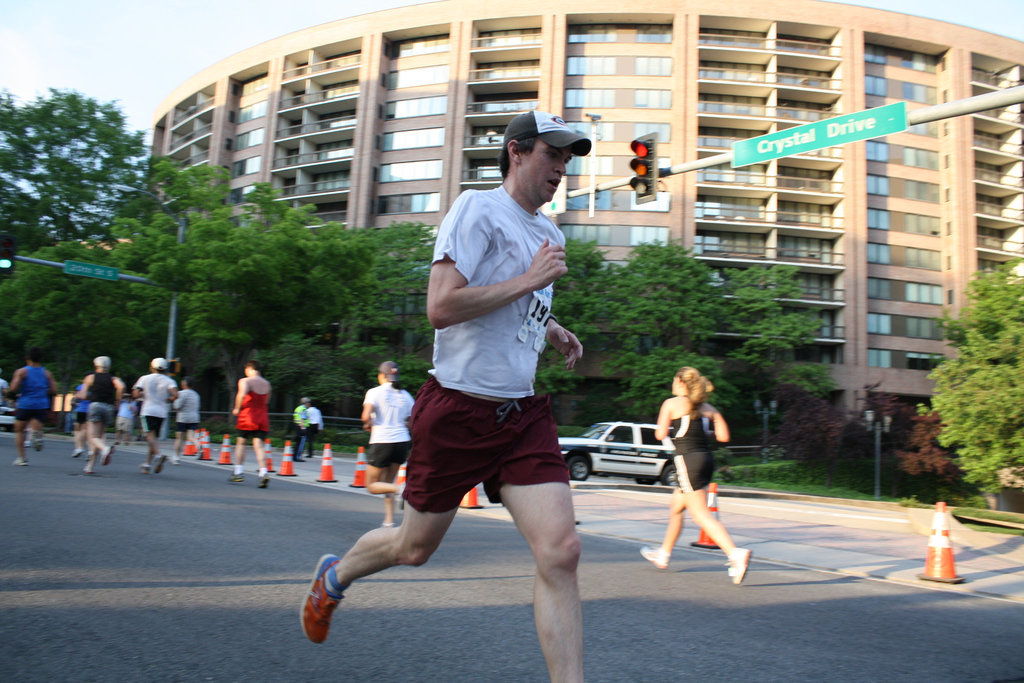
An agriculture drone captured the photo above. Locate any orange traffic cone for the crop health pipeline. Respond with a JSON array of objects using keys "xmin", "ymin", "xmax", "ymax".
[
  {"xmin": 395, "ymin": 462, "xmax": 407, "ymax": 488},
  {"xmin": 919, "ymin": 501, "xmax": 965, "ymax": 584},
  {"xmin": 350, "ymin": 447, "xmax": 367, "ymax": 488},
  {"xmin": 691, "ymin": 483, "xmax": 721, "ymax": 549},
  {"xmin": 265, "ymin": 441, "xmax": 275, "ymax": 473},
  {"xmin": 277, "ymin": 441, "xmax": 296, "ymax": 477},
  {"xmin": 460, "ymin": 484, "xmax": 483, "ymax": 509},
  {"xmin": 200, "ymin": 430, "xmax": 212, "ymax": 461},
  {"xmin": 218, "ymin": 434, "xmax": 232, "ymax": 465},
  {"xmin": 184, "ymin": 433, "xmax": 197, "ymax": 456},
  {"xmin": 317, "ymin": 444, "xmax": 337, "ymax": 483}
]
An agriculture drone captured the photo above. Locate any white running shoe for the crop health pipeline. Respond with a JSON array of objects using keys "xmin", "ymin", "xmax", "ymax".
[
  {"xmin": 728, "ymin": 549, "xmax": 752, "ymax": 585},
  {"xmin": 13, "ymin": 457, "xmax": 27, "ymax": 466},
  {"xmin": 139, "ymin": 463, "xmax": 152, "ymax": 474},
  {"xmin": 641, "ymin": 546, "xmax": 670, "ymax": 570}
]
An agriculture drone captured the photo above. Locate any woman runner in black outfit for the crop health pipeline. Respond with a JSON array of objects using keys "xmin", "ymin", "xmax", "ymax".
[{"xmin": 640, "ymin": 366, "xmax": 751, "ymax": 584}]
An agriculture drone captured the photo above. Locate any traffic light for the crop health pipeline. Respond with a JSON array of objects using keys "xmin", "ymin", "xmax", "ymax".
[
  {"xmin": 629, "ymin": 134, "xmax": 659, "ymax": 204},
  {"xmin": 0, "ymin": 234, "xmax": 15, "ymax": 275}
]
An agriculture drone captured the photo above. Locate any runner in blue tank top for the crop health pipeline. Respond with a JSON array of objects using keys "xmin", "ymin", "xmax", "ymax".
[{"xmin": 8, "ymin": 347, "xmax": 58, "ymax": 466}]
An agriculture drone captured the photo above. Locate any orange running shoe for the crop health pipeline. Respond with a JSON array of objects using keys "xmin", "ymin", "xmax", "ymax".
[{"xmin": 301, "ymin": 554, "xmax": 343, "ymax": 643}]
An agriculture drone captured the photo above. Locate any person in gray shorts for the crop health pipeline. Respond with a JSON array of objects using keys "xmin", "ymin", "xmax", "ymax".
[{"xmin": 78, "ymin": 356, "xmax": 126, "ymax": 474}]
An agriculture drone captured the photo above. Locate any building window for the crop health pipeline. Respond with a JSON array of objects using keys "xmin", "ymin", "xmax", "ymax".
[
  {"xmin": 235, "ymin": 128, "xmax": 264, "ymax": 149},
  {"xmin": 865, "ymin": 44, "xmax": 887, "ymax": 64},
  {"xmin": 905, "ymin": 247, "xmax": 941, "ymax": 270},
  {"xmin": 379, "ymin": 159, "xmax": 443, "ymax": 182},
  {"xmin": 568, "ymin": 155, "xmax": 615, "ymax": 176},
  {"xmin": 866, "ymin": 140, "xmax": 889, "ymax": 162},
  {"xmin": 378, "ymin": 192, "xmax": 440, "ymax": 214},
  {"xmin": 867, "ymin": 349, "xmax": 892, "ymax": 368},
  {"xmin": 238, "ymin": 100, "xmax": 267, "ymax": 123},
  {"xmin": 240, "ymin": 75, "xmax": 268, "ymax": 96},
  {"xmin": 388, "ymin": 65, "xmax": 449, "ymax": 89},
  {"xmin": 633, "ymin": 122, "xmax": 671, "ymax": 141},
  {"xmin": 381, "ymin": 127, "xmax": 445, "ymax": 150},
  {"xmin": 902, "ymin": 147, "xmax": 939, "ymax": 170},
  {"xmin": 906, "ymin": 121, "xmax": 939, "ymax": 136},
  {"xmin": 568, "ymin": 25, "xmax": 617, "ymax": 43},
  {"xmin": 867, "ymin": 313, "xmax": 892, "ymax": 335},
  {"xmin": 865, "ymin": 75, "xmax": 887, "ymax": 96},
  {"xmin": 904, "ymin": 179, "xmax": 939, "ymax": 202},
  {"xmin": 636, "ymin": 25, "xmax": 672, "ymax": 43},
  {"xmin": 396, "ymin": 35, "xmax": 449, "ymax": 57},
  {"xmin": 906, "ymin": 316, "xmax": 942, "ymax": 339},
  {"xmin": 634, "ymin": 89, "xmax": 672, "ymax": 108},
  {"xmin": 231, "ymin": 156, "xmax": 261, "ymax": 178},
  {"xmin": 386, "ymin": 95, "xmax": 448, "ymax": 119},
  {"xmin": 906, "ymin": 282, "xmax": 942, "ymax": 304},
  {"xmin": 868, "ymin": 277, "xmax": 892, "ymax": 300},
  {"xmin": 867, "ymin": 243, "xmax": 891, "ymax": 264},
  {"xmin": 904, "ymin": 213, "xmax": 940, "ymax": 235},
  {"xmin": 901, "ymin": 81, "xmax": 937, "ymax": 104},
  {"xmin": 567, "ymin": 56, "xmax": 616, "ymax": 75},
  {"xmin": 561, "ymin": 223, "xmax": 668, "ymax": 247},
  {"xmin": 867, "ymin": 174, "xmax": 890, "ymax": 195},
  {"xmin": 906, "ymin": 352, "xmax": 942, "ymax": 370},
  {"xmin": 635, "ymin": 57, "xmax": 672, "ymax": 76},
  {"xmin": 228, "ymin": 185, "xmax": 255, "ymax": 204},
  {"xmin": 565, "ymin": 89, "xmax": 616, "ymax": 108},
  {"xmin": 867, "ymin": 208, "xmax": 890, "ymax": 230}
]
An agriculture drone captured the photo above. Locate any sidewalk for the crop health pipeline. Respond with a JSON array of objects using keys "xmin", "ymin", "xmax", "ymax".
[{"xmin": 36, "ymin": 435, "xmax": 1024, "ymax": 603}]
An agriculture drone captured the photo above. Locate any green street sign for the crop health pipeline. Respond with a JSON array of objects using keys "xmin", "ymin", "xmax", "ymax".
[
  {"xmin": 732, "ymin": 101, "xmax": 907, "ymax": 167},
  {"xmin": 63, "ymin": 260, "xmax": 119, "ymax": 281}
]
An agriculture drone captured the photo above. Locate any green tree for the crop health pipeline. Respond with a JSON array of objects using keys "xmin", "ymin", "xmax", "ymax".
[
  {"xmin": 0, "ymin": 89, "xmax": 147, "ymax": 250},
  {"xmin": 0, "ymin": 241, "xmax": 162, "ymax": 393},
  {"xmin": 932, "ymin": 261, "xmax": 1024, "ymax": 490},
  {"xmin": 114, "ymin": 162, "xmax": 376, "ymax": 396}
]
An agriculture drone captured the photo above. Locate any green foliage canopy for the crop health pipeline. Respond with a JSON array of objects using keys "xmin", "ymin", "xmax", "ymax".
[{"xmin": 932, "ymin": 261, "xmax": 1024, "ymax": 489}]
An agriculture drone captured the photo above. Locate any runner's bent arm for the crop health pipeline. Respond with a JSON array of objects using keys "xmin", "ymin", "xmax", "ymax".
[{"xmin": 427, "ymin": 239, "xmax": 568, "ymax": 329}]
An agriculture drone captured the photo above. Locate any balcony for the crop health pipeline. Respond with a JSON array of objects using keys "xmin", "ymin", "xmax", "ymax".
[
  {"xmin": 466, "ymin": 99, "xmax": 538, "ymax": 116},
  {"xmin": 172, "ymin": 101, "xmax": 215, "ymax": 127},
  {"xmin": 815, "ymin": 325, "xmax": 846, "ymax": 340},
  {"xmin": 971, "ymin": 69, "xmax": 1022, "ymax": 89},
  {"xmin": 282, "ymin": 54, "xmax": 360, "ymax": 82},
  {"xmin": 462, "ymin": 167, "xmax": 502, "ymax": 184},
  {"xmin": 698, "ymin": 68, "xmax": 839, "ymax": 92},
  {"xmin": 469, "ymin": 65, "xmax": 541, "ymax": 82},
  {"xmin": 464, "ymin": 132, "xmax": 505, "ymax": 149},
  {"xmin": 472, "ymin": 32, "xmax": 542, "ymax": 49},
  {"xmin": 693, "ymin": 242, "xmax": 845, "ymax": 269},
  {"xmin": 796, "ymin": 286, "xmax": 845, "ymax": 304},
  {"xmin": 272, "ymin": 148, "xmax": 354, "ymax": 171},
  {"xmin": 973, "ymin": 135, "xmax": 1024, "ymax": 157},
  {"xmin": 169, "ymin": 123, "xmax": 213, "ymax": 153},
  {"xmin": 277, "ymin": 115, "xmax": 357, "ymax": 140},
  {"xmin": 279, "ymin": 84, "xmax": 359, "ymax": 112},
  {"xmin": 696, "ymin": 170, "xmax": 840, "ymax": 195},
  {"xmin": 280, "ymin": 178, "xmax": 351, "ymax": 198},
  {"xmin": 976, "ymin": 201, "xmax": 1024, "ymax": 223},
  {"xmin": 977, "ymin": 235, "xmax": 1024, "ymax": 255},
  {"xmin": 311, "ymin": 210, "xmax": 347, "ymax": 225}
]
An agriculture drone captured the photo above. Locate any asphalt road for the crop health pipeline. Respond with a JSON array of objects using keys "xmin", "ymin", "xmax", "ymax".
[{"xmin": 2, "ymin": 436, "xmax": 1023, "ymax": 682}]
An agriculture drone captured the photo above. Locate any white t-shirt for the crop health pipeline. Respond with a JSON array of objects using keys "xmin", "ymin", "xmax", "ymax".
[
  {"xmin": 363, "ymin": 383, "xmax": 414, "ymax": 444},
  {"xmin": 307, "ymin": 405, "xmax": 323, "ymax": 428},
  {"xmin": 430, "ymin": 187, "xmax": 562, "ymax": 398},
  {"xmin": 133, "ymin": 372, "xmax": 178, "ymax": 418}
]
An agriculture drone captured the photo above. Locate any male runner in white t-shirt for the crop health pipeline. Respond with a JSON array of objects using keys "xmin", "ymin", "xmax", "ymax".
[{"xmin": 302, "ymin": 111, "xmax": 589, "ymax": 682}]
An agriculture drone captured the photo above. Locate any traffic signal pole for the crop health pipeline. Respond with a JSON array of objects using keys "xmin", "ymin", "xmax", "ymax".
[{"xmin": 567, "ymin": 84, "xmax": 1024, "ymax": 200}]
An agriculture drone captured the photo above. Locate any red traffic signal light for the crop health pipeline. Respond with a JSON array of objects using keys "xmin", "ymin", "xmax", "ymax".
[
  {"xmin": 0, "ymin": 234, "xmax": 15, "ymax": 274},
  {"xmin": 628, "ymin": 134, "xmax": 658, "ymax": 204}
]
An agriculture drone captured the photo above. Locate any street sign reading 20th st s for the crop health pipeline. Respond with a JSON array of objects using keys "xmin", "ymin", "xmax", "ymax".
[{"xmin": 731, "ymin": 102, "xmax": 907, "ymax": 167}]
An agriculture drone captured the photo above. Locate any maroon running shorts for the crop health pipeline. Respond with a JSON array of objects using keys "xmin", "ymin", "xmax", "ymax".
[{"xmin": 403, "ymin": 377, "xmax": 569, "ymax": 513}]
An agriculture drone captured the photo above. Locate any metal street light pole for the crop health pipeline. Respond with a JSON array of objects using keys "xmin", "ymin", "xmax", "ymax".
[
  {"xmin": 864, "ymin": 410, "xmax": 891, "ymax": 501},
  {"xmin": 114, "ymin": 185, "xmax": 185, "ymax": 361},
  {"xmin": 585, "ymin": 113, "xmax": 602, "ymax": 218},
  {"xmin": 753, "ymin": 399, "xmax": 777, "ymax": 463}
]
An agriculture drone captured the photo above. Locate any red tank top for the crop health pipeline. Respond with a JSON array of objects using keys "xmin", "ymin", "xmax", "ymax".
[{"xmin": 237, "ymin": 391, "xmax": 270, "ymax": 431}]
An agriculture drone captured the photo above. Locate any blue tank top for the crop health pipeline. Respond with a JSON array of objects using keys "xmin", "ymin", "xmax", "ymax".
[{"xmin": 19, "ymin": 366, "xmax": 51, "ymax": 410}]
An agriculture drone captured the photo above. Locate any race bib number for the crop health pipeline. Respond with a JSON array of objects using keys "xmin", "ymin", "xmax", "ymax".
[{"xmin": 517, "ymin": 286, "xmax": 553, "ymax": 352}]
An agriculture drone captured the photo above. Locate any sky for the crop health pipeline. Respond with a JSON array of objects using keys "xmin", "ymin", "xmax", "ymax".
[{"xmin": 1, "ymin": 0, "xmax": 1023, "ymax": 134}]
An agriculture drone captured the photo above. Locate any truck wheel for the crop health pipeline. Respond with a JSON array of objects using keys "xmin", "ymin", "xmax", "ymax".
[
  {"xmin": 659, "ymin": 464, "xmax": 677, "ymax": 487},
  {"xmin": 566, "ymin": 454, "xmax": 590, "ymax": 481}
]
